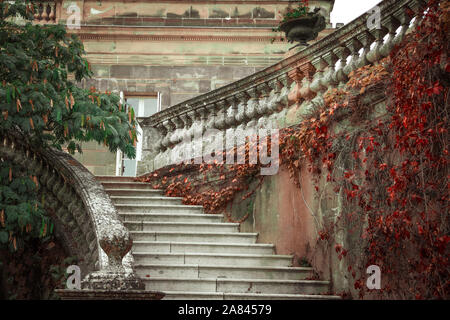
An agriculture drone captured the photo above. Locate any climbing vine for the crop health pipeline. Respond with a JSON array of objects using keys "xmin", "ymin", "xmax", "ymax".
[
  {"xmin": 139, "ymin": 0, "xmax": 448, "ymax": 299},
  {"xmin": 294, "ymin": 0, "xmax": 449, "ymax": 299}
]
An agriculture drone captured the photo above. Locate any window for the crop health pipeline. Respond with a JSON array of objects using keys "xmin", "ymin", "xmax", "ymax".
[{"xmin": 117, "ymin": 92, "xmax": 160, "ymax": 176}]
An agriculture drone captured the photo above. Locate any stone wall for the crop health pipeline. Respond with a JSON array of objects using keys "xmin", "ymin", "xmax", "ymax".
[
  {"xmin": 68, "ymin": 141, "xmax": 117, "ymax": 176},
  {"xmin": 83, "ymin": 65, "xmax": 266, "ymax": 109},
  {"xmin": 64, "ymin": 0, "xmax": 336, "ymax": 110}
]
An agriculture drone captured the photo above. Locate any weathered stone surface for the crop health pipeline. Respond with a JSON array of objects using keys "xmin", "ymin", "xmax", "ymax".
[
  {"xmin": 55, "ymin": 289, "xmax": 164, "ymax": 300},
  {"xmin": 199, "ymin": 80, "xmax": 212, "ymax": 93},
  {"xmin": 1, "ymin": 131, "xmax": 144, "ymax": 292},
  {"xmin": 110, "ymin": 65, "xmax": 132, "ymax": 78},
  {"xmin": 81, "ymin": 271, "xmax": 144, "ymax": 291}
]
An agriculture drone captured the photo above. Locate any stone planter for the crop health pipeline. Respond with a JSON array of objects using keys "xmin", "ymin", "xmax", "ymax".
[{"xmin": 279, "ymin": 11, "xmax": 326, "ymax": 46}]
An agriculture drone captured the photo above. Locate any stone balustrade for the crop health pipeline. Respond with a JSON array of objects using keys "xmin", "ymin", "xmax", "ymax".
[
  {"xmin": 137, "ymin": 0, "xmax": 426, "ymax": 174},
  {"xmin": 33, "ymin": 1, "xmax": 59, "ymax": 24},
  {"xmin": 0, "ymin": 131, "xmax": 144, "ymax": 291}
]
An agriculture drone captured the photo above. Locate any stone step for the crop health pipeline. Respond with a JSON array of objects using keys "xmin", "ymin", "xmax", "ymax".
[
  {"xmin": 131, "ymin": 241, "xmax": 274, "ymax": 255},
  {"xmin": 115, "ymin": 204, "xmax": 204, "ymax": 214},
  {"xmin": 133, "ymin": 252, "xmax": 292, "ymax": 267},
  {"xmin": 130, "ymin": 231, "xmax": 257, "ymax": 244},
  {"xmin": 110, "ymin": 196, "xmax": 183, "ymax": 206},
  {"xmin": 135, "ymin": 264, "xmax": 312, "ymax": 280},
  {"xmin": 101, "ymin": 181, "xmax": 157, "ymax": 190},
  {"xmin": 104, "ymin": 189, "xmax": 165, "ymax": 197},
  {"xmin": 125, "ymin": 221, "xmax": 239, "ymax": 233},
  {"xmin": 161, "ymin": 291, "xmax": 341, "ymax": 300},
  {"xmin": 96, "ymin": 176, "xmax": 137, "ymax": 182},
  {"xmin": 119, "ymin": 212, "xmax": 224, "ymax": 223},
  {"xmin": 142, "ymin": 278, "xmax": 330, "ymax": 295},
  {"xmin": 162, "ymin": 291, "xmax": 224, "ymax": 300},
  {"xmin": 223, "ymin": 292, "xmax": 341, "ymax": 300}
]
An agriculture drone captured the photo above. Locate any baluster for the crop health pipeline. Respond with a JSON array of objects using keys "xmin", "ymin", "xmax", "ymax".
[
  {"xmin": 355, "ymin": 31, "xmax": 376, "ymax": 69},
  {"xmin": 214, "ymin": 101, "xmax": 226, "ymax": 130},
  {"xmin": 343, "ymin": 38, "xmax": 363, "ymax": 76},
  {"xmin": 333, "ymin": 45, "xmax": 351, "ymax": 87},
  {"xmin": 393, "ymin": 5, "xmax": 413, "ymax": 46},
  {"xmin": 224, "ymin": 101, "xmax": 234, "ymax": 128},
  {"xmin": 161, "ymin": 119, "xmax": 175, "ymax": 149},
  {"xmin": 409, "ymin": 0, "xmax": 427, "ymax": 29},
  {"xmin": 156, "ymin": 123, "xmax": 167, "ymax": 152},
  {"xmin": 179, "ymin": 113, "xmax": 193, "ymax": 163},
  {"xmin": 256, "ymin": 82, "xmax": 271, "ymax": 116},
  {"xmin": 170, "ymin": 116, "xmax": 184, "ymax": 145},
  {"xmin": 245, "ymin": 87, "xmax": 259, "ymax": 122},
  {"xmin": 41, "ymin": 2, "xmax": 49, "ymax": 21},
  {"xmin": 196, "ymin": 107, "xmax": 212, "ymax": 161},
  {"xmin": 366, "ymin": 26, "xmax": 389, "ymax": 64},
  {"xmin": 48, "ymin": 2, "xmax": 56, "ymax": 22},
  {"xmin": 321, "ymin": 51, "xmax": 339, "ymax": 90},
  {"xmin": 310, "ymin": 57, "xmax": 328, "ymax": 94},
  {"xmin": 267, "ymin": 79, "xmax": 281, "ymax": 114},
  {"xmin": 34, "ymin": 3, "xmax": 42, "ymax": 21},
  {"xmin": 228, "ymin": 96, "xmax": 240, "ymax": 126},
  {"xmin": 186, "ymin": 110, "xmax": 201, "ymax": 161},
  {"xmin": 235, "ymin": 91, "xmax": 250, "ymax": 124},
  {"xmin": 296, "ymin": 63, "xmax": 316, "ymax": 101},
  {"xmin": 277, "ymin": 73, "xmax": 292, "ymax": 106},
  {"xmin": 380, "ymin": 16, "xmax": 401, "ymax": 57}
]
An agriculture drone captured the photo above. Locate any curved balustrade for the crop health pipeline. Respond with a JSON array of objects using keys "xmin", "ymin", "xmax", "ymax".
[
  {"xmin": 138, "ymin": 0, "xmax": 426, "ymax": 172},
  {"xmin": 0, "ymin": 131, "xmax": 138, "ymax": 285}
]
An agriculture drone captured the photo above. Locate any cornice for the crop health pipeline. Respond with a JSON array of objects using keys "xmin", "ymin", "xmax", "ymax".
[{"xmin": 76, "ymin": 33, "xmax": 279, "ymax": 42}]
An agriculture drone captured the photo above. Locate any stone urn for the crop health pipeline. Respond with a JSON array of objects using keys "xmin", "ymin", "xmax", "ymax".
[{"xmin": 279, "ymin": 8, "xmax": 326, "ymax": 46}]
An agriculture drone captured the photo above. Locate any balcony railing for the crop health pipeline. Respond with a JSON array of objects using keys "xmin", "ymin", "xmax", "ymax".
[
  {"xmin": 33, "ymin": 1, "xmax": 58, "ymax": 23},
  {"xmin": 137, "ymin": 0, "xmax": 426, "ymax": 173}
]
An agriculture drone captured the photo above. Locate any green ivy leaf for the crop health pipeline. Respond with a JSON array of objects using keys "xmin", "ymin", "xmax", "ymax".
[{"xmin": 0, "ymin": 231, "xmax": 8, "ymax": 244}]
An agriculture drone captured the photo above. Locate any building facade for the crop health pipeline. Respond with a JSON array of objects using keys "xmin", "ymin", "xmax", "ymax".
[{"xmin": 35, "ymin": 0, "xmax": 335, "ymax": 176}]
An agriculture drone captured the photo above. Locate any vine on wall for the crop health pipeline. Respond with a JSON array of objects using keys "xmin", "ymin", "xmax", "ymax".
[
  {"xmin": 291, "ymin": 0, "xmax": 449, "ymax": 299},
  {"xmin": 138, "ymin": 0, "xmax": 448, "ymax": 299}
]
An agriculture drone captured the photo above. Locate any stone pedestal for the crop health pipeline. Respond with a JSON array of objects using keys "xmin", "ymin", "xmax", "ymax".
[{"xmin": 55, "ymin": 271, "xmax": 164, "ymax": 300}]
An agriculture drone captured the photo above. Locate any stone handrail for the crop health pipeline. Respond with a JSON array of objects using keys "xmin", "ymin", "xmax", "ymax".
[
  {"xmin": 0, "ymin": 131, "xmax": 140, "ymax": 289},
  {"xmin": 138, "ymin": 0, "xmax": 425, "ymax": 173}
]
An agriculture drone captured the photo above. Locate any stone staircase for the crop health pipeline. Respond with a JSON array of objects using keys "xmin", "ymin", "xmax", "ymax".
[{"xmin": 97, "ymin": 176, "xmax": 340, "ymax": 300}]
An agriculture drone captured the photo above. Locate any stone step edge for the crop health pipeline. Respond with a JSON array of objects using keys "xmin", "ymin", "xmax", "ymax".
[
  {"xmin": 133, "ymin": 252, "xmax": 290, "ymax": 259},
  {"xmin": 124, "ymin": 221, "xmax": 239, "ymax": 227},
  {"xmin": 110, "ymin": 196, "xmax": 183, "ymax": 201},
  {"xmin": 141, "ymin": 277, "xmax": 330, "ymax": 285},
  {"xmin": 130, "ymin": 231, "xmax": 257, "ymax": 236},
  {"xmin": 120, "ymin": 213, "xmax": 223, "ymax": 218},
  {"xmin": 132, "ymin": 241, "xmax": 273, "ymax": 247},
  {"xmin": 103, "ymin": 189, "xmax": 163, "ymax": 192},
  {"xmin": 115, "ymin": 204, "xmax": 204, "ymax": 209},
  {"xmin": 161, "ymin": 291, "xmax": 342, "ymax": 300},
  {"xmin": 134, "ymin": 264, "xmax": 312, "ymax": 272},
  {"xmin": 101, "ymin": 181, "xmax": 158, "ymax": 186}
]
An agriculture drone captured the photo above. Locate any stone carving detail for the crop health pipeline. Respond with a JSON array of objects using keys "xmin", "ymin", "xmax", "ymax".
[{"xmin": 0, "ymin": 131, "xmax": 143, "ymax": 292}]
